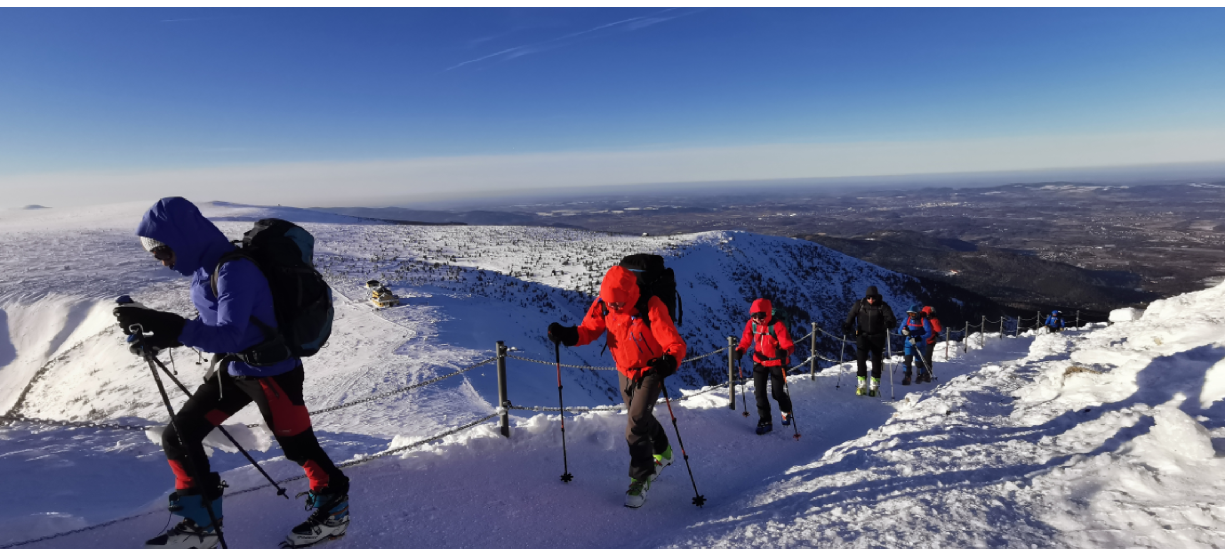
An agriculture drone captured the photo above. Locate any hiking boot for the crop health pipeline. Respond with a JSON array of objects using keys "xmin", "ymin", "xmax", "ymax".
[
  {"xmin": 755, "ymin": 420, "xmax": 773, "ymax": 435},
  {"xmin": 145, "ymin": 485, "xmax": 224, "ymax": 549},
  {"xmin": 625, "ymin": 478, "xmax": 651, "ymax": 508},
  {"xmin": 868, "ymin": 378, "xmax": 881, "ymax": 397},
  {"xmin": 781, "ymin": 412, "xmax": 792, "ymax": 427},
  {"xmin": 282, "ymin": 478, "xmax": 350, "ymax": 548},
  {"xmin": 144, "ymin": 517, "xmax": 221, "ymax": 549},
  {"xmin": 901, "ymin": 372, "xmax": 913, "ymax": 386},
  {"xmin": 652, "ymin": 446, "xmax": 674, "ymax": 479},
  {"xmin": 856, "ymin": 386, "xmax": 867, "ymax": 396},
  {"xmin": 918, "ymin": 372, "xmax": 932, "ymax": 384}
]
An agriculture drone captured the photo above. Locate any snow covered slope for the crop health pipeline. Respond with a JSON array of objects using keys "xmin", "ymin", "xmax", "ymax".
[{"xmin": 9, "ymin": 200, "xmax": 1225, "ymax": 548}]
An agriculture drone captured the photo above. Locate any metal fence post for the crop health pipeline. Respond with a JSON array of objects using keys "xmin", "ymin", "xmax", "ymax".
[
  {"xmin": 964, "ymin": 322, "xmax": 969, "ymax": 353},
  {"xmin": 1000, "ymin": 317, "xmax": 1005, "ymax": 339},
  {"xmin": 981, "ymin": 316, "xmax": 986, "ymax": 348},
  {"xmin": 945, "ymin": 328, "xmax": 950, "ymax": 360},
  {"xmin": 496, "ymin": 341, "xmax": 510, "ymax": 438},
  {"xmin": 809, "ymin": 322, "xmax": 818, "ymax": 380},
  {"xmin": 1036, "ymin": 310, "xmax": 1041, "ymax": 332},
  {"xmin": 1076, "ymin": 310, "xmax": 1080, "ymax": 328},
  {"xmin": 728, "ymin": 336, "xmax": 736, "ymax": 411}
]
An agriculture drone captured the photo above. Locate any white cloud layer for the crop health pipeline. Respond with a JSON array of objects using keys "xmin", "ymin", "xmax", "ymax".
[{"xmin": 3, "ymin": 129, "xmax": 1224, "ymax": 209}]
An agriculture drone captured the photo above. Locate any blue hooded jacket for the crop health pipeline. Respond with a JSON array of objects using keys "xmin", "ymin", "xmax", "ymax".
[
  {"xmin": 136, "ymin": 197, "xmax": 298, "ymax": 377},
  {"xmin": 897, "ymin": 312, "xmax": 933, "ymax": 355}
]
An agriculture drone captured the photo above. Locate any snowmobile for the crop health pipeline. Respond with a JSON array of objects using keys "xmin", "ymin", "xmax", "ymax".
[{"xmin": 365, "ymin": 280, "xmax": 400, "ymax": 309}]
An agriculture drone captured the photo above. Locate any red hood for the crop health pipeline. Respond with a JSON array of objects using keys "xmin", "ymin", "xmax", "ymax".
[
  {"xmin": 750, "ymin": 298, "xmax": 773, "ymax": 323},
  {"xmin": 922, "ymin": 306, "xmax": 934, "ymax": 316},
  {"xmin": 600, "ymin": 266, "xmax": 640, "ymax": 310}
]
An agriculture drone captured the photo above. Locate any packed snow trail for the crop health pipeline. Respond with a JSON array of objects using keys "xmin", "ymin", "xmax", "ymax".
[{"xmin": 9, "ymin": 330, "xmax": 1013, "ymax": 549}]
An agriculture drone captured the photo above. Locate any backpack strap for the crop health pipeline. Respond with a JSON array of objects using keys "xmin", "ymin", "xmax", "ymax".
[{"xmin": 210, "ymin": 250, "xmax": 291, "ymax": 366}]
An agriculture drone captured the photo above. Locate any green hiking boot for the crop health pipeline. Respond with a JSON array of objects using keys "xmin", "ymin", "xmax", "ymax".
[
  {"xmin": 625, "ymin": 478, "xmax": 651, "ymax": 509},
  {"xmin": 652, "ymin": 446, "xmax": 674, "ymax": 480},
  {"xmin": 856, "ymin": 377, "xmax": 867, "ymax": 395},
  {"xmin": 868, "ymin": 377, "xmax": 881, "ymax": 397}
]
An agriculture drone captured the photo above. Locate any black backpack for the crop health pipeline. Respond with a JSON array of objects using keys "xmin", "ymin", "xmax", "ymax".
[
  {"xmin": 211, "ymin": 218, "xmax": 334, "ymax": 361},
  {"xmin": 753, "ymin": 306, "xmax": 792, "ymax": 339},
  {"xmin": 607, "ymin": 253, "xmax": 682, "ymax": 328}
]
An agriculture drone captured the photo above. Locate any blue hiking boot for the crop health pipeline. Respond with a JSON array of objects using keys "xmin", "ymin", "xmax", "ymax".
[
  {"xmin": 282, "ymin": 477, "xmax": 350, "ymax": 548},
  {"xmin": 781, "ymin": 412, "xmax": 792, "ymax": 427},
  {"xmin": 756, "ymin": 419, "xmax": 773, "ymax": 435},
  {"xmin": 145, "ymin": 475, "xmax": 224, "ymax": 549}
]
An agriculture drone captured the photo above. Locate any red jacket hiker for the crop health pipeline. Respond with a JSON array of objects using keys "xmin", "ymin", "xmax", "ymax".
[
  {"xmin": 922, "ymin": 306, "xmax": 943, "ymax": 344},
  {"xmin": 574, "ymin": 265, "xmax": 687, "ymax": 381},
  {"xmin": 737, "ymin": 299, "xmax": 795, "ymax": 368}
]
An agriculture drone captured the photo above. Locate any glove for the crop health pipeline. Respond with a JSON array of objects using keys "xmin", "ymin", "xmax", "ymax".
[
  {"xmin": 734, "ymin": 348, "xmax": 745, "ymax": 360},
  {"xmin": 901, "ymin": 328, "xmax": 910, "ymax": 336},
  {"xmin": 113, "ymin": 306, "xmax": 185, "ymax": 351},
  {"xmin": 646, "ymin": 354, "xmax": 678, "ymax": 378},
  {"xmin": 547, "ymin": 322, "xmax": 579, "ymax": 347},
  {"xmin": 907, "ymin": 337, "xmax": 917, "ymax": 346},
  {"xmin": 841, "ymin": 322, "xmax": 853, "ymax": 336}
]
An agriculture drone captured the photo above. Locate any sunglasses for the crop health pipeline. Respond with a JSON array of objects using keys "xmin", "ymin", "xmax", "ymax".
[
  {"xmin": 751, "ymin": 312, "xmax": 768, "ymax": 320},
  {"xmin": 150, "ymin": 245, "xmax": 174, "ymax": 262}
]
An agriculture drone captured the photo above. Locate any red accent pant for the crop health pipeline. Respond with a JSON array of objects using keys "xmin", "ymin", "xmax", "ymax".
[{"xmin": 161, "ymin": 364, "xmax": 344, "ymax": 492}]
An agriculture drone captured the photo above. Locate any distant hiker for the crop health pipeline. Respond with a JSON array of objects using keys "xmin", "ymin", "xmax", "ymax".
[
  {"xmin": 843, "ymin": 286, "xmax": 898, "ymax": 397},
  {"xmin": 734, "ymin": 299, "xmax": 795, "ymax": 435},
  {"xmin": 921, "ymin": 305, "xmax": 943, "ymax": 379},
  {"xmin": 1044, "ymin": 310, "xmax": 1066, "ymax": 332},
  {"xmin": 547, "ymin": 263, "xmax": 686, "ymax": 509},
  {"xmin": 898, "ymin": 305, "xmax": 934, "ymax": 385},
  {"xmin": 114, "ymin": 197, "xmax": 348, "ymax": 548}
]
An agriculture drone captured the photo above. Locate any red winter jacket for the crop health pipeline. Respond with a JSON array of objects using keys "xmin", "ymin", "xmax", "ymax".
[
  {"xmin": 575, "ymin": 266, "xmax": 687, "ymax": 381},
  {"xmin": 737, "ymin": 299, "xmax": 795, "ymax": 368},
  {"xmin": 922, "ymin": 306, "xmax": 943, "ymax": 344}
]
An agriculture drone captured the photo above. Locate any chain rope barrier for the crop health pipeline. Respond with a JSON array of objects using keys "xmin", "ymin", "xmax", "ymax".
[
  {"xmin": 0, "ymin": 413, "xmax": 498, "ymax": 549},
  {"xmin": 310, "ymin": 357, "xmax": 498, "ymax": 416}
]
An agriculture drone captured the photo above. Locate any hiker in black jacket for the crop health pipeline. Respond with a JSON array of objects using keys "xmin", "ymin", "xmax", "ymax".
[{"xmin": 842, "ymin": 286, "xmax": 898, "ymax": 397}]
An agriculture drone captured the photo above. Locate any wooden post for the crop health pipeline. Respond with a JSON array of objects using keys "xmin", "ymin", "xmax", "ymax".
[
  {"xmin": 728, "ymin": 336, "xmax": 736, "ymax": 411},
  {"xmin": 496, "ymin": 341, "xmax": 510, "ymax": 438},
  {"xmin": 809, "ymin": 322, "xmax": 818, "ymax": 380}
]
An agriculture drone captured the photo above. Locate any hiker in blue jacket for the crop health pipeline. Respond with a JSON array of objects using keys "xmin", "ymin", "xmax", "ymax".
[
  {"xmin": 897, "ymin": 305, "xmax": 933, "ymax": 385},
  {"xmin": 112, "ymin": 197, "xmax": 348, "ymax": 549},
  {"xmin": 1044, "ymin": 310, "xmax": 1066, "ymax": 332}
]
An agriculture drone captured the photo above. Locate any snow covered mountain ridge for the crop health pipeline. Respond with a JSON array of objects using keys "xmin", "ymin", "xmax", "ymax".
[{"xmin": 5, "ymin": 201, "xmax": 1225, "ymax": 548}]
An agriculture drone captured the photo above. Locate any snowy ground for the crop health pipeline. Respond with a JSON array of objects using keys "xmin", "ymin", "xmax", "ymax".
[{"xmin": 5, "ymin": 201, "xmax": 1225, "ymax": 548}]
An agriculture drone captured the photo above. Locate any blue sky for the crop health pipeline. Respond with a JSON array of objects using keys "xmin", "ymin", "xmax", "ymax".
[{"xmin": 2, "ymin": 8, "xmax": 1224, "ymax": 207}]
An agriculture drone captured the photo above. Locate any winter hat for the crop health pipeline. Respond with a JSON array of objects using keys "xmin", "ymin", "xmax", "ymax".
[
  {"xmin": 865, "ymin": 286, "xmax": 879, "ymax": 297},
  {"xmin": 599, "ymin": 266, "xmax": 641, "ymax": 310},
  {"xmin": 140, "ymin": 236, "xmax": 167, "ymax": 252},
  {"xmin": 907, "ymin": 304, "xmax": 922, "ymax": 313}
]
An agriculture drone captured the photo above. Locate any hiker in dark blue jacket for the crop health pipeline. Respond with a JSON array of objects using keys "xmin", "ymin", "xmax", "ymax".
[
  {"xmin": 1044, "ymin": 310, "xmax": 1066, "ymax": 332},
  {"xmin": 897, "ymin": 305, "xmax": 933, "ymax": 385},
  {"xmin": 113, "ymin": 197, "xmax": 349, "ymax": 549}
]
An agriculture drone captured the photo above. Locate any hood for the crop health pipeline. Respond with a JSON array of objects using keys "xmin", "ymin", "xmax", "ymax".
[
  {"xmin": 600, "ymin": 266, "xmax": 640, "ymax": 311},
  {"xmin": 136, "ymin": 197, "xmax": 234, "ymax": 277},
  {"xmin": 865, "ymin": 285, "xmax": 879, "ymax": 298},
  {"xmin": 750, "ymin": 298, "xmax": 773, "ymax": 323},
  {"xmin": 921, "ymin": 306, "xmax": 935, "ymax": 316}
]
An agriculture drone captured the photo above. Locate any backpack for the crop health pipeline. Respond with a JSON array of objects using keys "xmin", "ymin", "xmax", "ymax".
[
  {"xmin": 211, "ymin": 218, "xmax": 334, "ymax": 360},
  {"xmin": 751, "ymin": 306, "xmax": 792, "ymax": 339},
  {"xmin": 612, "ymin": 253, "xmax": 683, "ymax": 329}
]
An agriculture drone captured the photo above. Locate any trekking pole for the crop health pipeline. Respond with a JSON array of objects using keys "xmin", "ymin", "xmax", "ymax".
[
  {"xmin": 835, "ymin": 334, "xmax": 846, "ymax": 389},
  {"xmin": 140, "ymin": 346, "xmax": 228, "ymax": 549},
  {"xmin": 886, "ymin": 332, "xmax": 895, "ymax": 402},
  {"xmin": 737, "ymin": 359, "xmax": 748, "ymax": 418},
  {"xmin": 915, "ymin": 342, "xmax": 936, "ymax": 382},
  {"xmin": 780, "ymin": 368, "xmax": 800, "ymax": 440},
  {"xmin": 555, "ymin": 342, "xmax": 573, "ymax": 483},
  {"xmin": 148, "ymin": 355, "xmax": 287, "ymax": 499},
  {"xmin": 660, "ymin": 379, "xmax": 706, "ymax": 508}
]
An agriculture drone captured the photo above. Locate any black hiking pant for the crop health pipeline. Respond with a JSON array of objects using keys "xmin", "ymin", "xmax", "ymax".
[
  {"xmin": 753, "ymin": 363, "xmax": 793, "ymax": 423},
  {"xmin": 855, "ymin": 334, "xmax": 886, "ymax": 380},
  {"xmin": 619, "ymin": 373, "xmax": 671, "ymax": 482},
  {"xmin": 923, "ymin": 342, "xmax": 936, "ymax": 375},
  {"xmin": 162, "ymin": 364, "xmax": 346, "ymax": 493}
]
